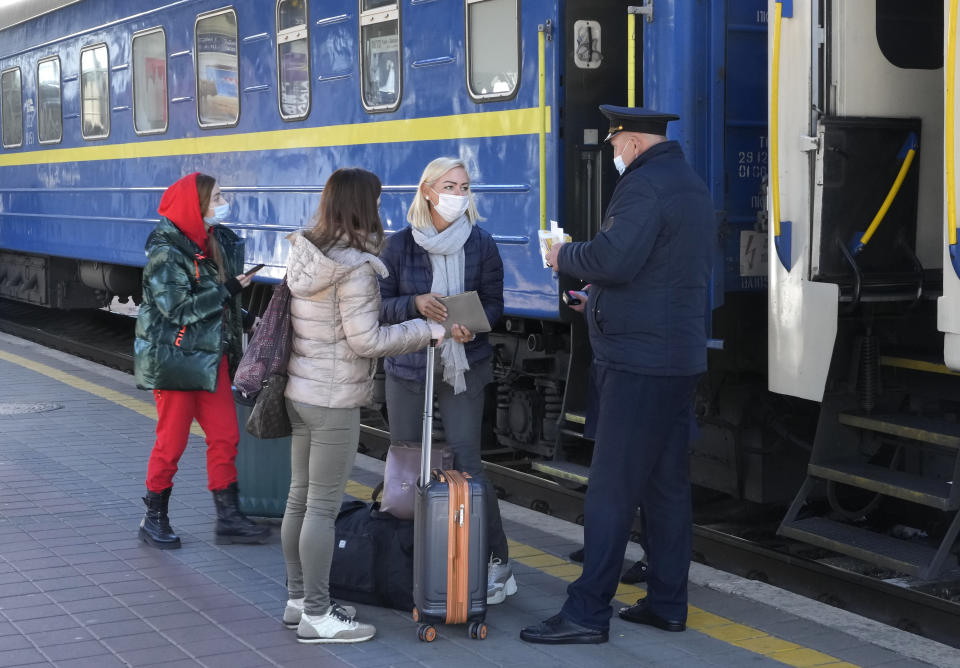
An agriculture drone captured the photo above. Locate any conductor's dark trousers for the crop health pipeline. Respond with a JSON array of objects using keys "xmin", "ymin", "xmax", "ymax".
[{"xmin": 561, "ymin": 365, "xmax": 700, "ymax": 630}]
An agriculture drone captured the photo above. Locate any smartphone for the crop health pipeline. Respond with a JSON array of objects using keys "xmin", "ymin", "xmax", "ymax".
[
  {"xmin": 562, "ymin": 290, "xmax": 584, "ymax": 306},
  {"xmin": 243, "ymin": 263, "xmax": 265, "ymax": 277}
]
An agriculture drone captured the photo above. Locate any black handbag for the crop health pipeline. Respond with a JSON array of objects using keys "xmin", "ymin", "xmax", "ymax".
[
  {"xmin": 329, "ymin": 500, "xmax": 415, "ymax": 611},
  {"xmin": 245, "ymin": 373, "xmax": 291, "ymax": 439}
]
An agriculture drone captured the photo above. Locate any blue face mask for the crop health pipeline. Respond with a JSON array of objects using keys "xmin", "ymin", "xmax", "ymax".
[{"xmin": 204, "ymin": 203, "xmax": 229, "ymax": 225}]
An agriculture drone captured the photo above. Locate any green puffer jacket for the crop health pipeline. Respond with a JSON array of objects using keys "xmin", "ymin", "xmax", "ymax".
[{"xmin": 134, "ymin": 219, "xmax": 245, "ymax": 392}]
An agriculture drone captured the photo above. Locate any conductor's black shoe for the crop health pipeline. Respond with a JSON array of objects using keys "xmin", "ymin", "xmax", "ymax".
[
  {"xmin": 618, "ymin": 600, "xmax": 685, "ymax": 632},
  {"xmin": 620, "ymin": 559, "xmax": 649, "ymax": 584},
  {"xmin": 520, "ymin": 614, "xmax": 608, "ymax": 644},
  {"xmin": 568, "ymin": 548, "xmax": 584, "ymax": 563}
]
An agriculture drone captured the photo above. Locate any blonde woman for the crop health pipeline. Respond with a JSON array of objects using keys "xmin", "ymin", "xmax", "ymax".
[{"xmin": 378, "ymin": 157, "xmax": 516, "ymax": 604}]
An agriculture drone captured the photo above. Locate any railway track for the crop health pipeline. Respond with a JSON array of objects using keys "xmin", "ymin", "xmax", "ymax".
[{"xmin": 2, "ymin": 298, "xmax": 959, "ymax": 648}]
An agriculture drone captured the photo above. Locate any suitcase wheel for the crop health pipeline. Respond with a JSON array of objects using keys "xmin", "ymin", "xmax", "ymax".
[
  {"xmin": 411, "ymin": 607, "xmax": 420, "ymax": 623},
  {"xmin": 417, "ymin": 624, "xmax": 437, "ymax": 642},
  {"xmin": 468, "ymin": 621, "xmax": 487, "ymax": 640}
]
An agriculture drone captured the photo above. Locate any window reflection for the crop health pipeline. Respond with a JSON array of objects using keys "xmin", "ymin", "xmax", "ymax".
[
  {"xmin": 196, "ymin": 11, "xmax": 239, "ymax": 127},
  {"xmin": 133, "ymin": 30, "xmax": 167, "ymax": 134},
  {"xmin": 80, "ymin": 45, "xmax": 109, "ymax": 139}
]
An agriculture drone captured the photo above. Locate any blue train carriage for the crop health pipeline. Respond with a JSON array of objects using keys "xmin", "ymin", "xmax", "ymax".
[
  {"xmin": 0, "ymin": 0, "xmax": 772, "ymax": 497},
  {"xmin": 768, "ymin": 0, "xmax": 960, "ymax": 580}
]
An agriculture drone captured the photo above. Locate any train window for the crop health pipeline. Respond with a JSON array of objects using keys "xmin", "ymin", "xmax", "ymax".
[
  {"xmin": 1, "ymin": 67, "xmax": 22, "ymax": 148},
  {"xmin": 359, "ymin": 0, "xmax": 401, "ymax": 112},
  {"xmin": 875, "ymin": 0, "xmax": 943, "ymax": 70},
  {"xmin": 80, "ymin": 44, "xmax": 110, "ymax": 140},
  {"xmin": 277, "ymin": 0, "xmax": 310, "ymax": 120},
  {"xmin": 196, "ymin": 8, "xmax": 240, "ymax": 128},
  {"xmin": 466, "ymin": 0, "xmax": 519, "ymax": 100},
  {"xmin": 132, "ymin": 28, "xmax": 168, "ymax": 135},
  {"xmin": 37, "ymin": 57, "xmax": 62, "ymax": 144}
]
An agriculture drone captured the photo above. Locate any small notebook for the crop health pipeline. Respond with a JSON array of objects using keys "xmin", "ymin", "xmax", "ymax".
[{"xmin": 438, "ymin": 291, "xmax": 492, "ymax": 337}]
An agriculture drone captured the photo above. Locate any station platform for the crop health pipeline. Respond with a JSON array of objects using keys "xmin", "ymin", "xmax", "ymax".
[{"xmin": 0, "ymin": 331, "xmax": 957, "ymax": 668}]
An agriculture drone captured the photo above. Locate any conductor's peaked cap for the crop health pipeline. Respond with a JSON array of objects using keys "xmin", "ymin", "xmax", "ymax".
[{"xmin": 600, "ymin": 105, "xmax": 679, "ymax": 142}]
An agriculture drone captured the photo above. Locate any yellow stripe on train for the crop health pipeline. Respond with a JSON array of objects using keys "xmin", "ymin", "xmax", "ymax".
[{"xmin": 0, "ymin": 107, "xmax": 551, "ymax": 168}]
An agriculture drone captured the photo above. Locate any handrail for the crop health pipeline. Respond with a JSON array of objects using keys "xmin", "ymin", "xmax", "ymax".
[
  {"xmin": 948, "ymin": 0, "xmax": 959, "ymax": 276},
  {"xmin": 849, "ymin": 132, "xmax": 918, "ymax": 254},
  {"xmin": 538, "ymin": 24, "xmax": 547, "ymax": 231},
  {"xmin": 627, "ymin": 11, "xmax": 636, "ymax": 106},
  {"xmin": 771, "ymin": 0, "xmax": 792, "ymax": 270}
]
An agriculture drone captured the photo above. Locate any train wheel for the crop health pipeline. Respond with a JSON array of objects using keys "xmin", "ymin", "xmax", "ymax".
[
  {"xmin": 418, "ymin": 624, "xmax": 437, "ymax": 642},
  {"xmin": 411, "ymin": 607, "xmax": 420, "ymax": 622}
]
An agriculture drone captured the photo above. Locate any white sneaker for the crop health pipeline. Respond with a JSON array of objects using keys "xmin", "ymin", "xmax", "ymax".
[
  {"xmin": 487, "ymin": 558, "xmax": 518, "ymax": 605},
  {"xmin": 283, "ymin": 598, "xmax": 356, "ymax": 629},
  {"xmin": 296, "ymin": 606, "xmax": 375, "ymax": 644}
]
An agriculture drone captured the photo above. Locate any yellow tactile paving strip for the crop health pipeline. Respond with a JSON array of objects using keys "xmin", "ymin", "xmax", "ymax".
[{"xmin": 0, "ymin": 348, "xmax": 859, "ymax": 668}]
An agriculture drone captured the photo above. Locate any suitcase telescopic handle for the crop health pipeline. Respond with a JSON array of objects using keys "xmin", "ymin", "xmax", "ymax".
[{"xmin": 419, "ymin": 340, "xmax": 437, "ymax": 487}]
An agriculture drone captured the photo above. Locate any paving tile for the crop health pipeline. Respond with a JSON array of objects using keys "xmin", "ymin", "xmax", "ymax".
[
  {"xmin": 3, "ymin": 605, "xmax": 65, "ymax": 623},
  {"xmin": 58, "ymin": 597, "xmax": 125, "ymax": 615},
  {"xmin": 41, "ymin": 639, "xmax": 112, "ymax": 660},
  {"xmin": 178, "ymin": 636, "xmax": 253, "ymax": 657},
  {"xmin": 146, "ymin": 611, "xmax": 211, "ymax": 631},
  {"xmin": 85, "ymin": 618, "xmax": 155, "ymax": 639},
  {"xmin": 102, "ymin": 631, "xmax": 175, "ymax": 653},
  {"xmin": 0, "ymin": 647, "xmax": 48, "ymax": 666},
  {"xmin": 116, "ymin": 644, "xmax": 191, "ymax": 666},
  {"xmin": 53, "ymin": 656, "xmax": 128, "ymax": 668},
  {"xmin": 0, "ymin": 634, "xmax": 33, "ymax": 651}
]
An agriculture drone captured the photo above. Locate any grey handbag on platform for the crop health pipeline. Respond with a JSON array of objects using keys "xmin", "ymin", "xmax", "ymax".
[{"xmin": 380, "ymin": 442, "xmax": 454, "ymax": 520}]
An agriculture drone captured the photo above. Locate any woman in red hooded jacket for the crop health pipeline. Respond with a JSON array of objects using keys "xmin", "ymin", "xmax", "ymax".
[{"xmin": 134, "ymin": 173, "xmax": 270, "ymax": 549}]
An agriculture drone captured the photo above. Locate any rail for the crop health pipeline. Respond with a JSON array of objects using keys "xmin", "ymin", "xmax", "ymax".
[
  {"xmin": 538, "ymin": 24, "xmax": 548, "ymax": 231},
  {"xmin": 849, "ymin": 133, "xmax": 918, "ymax": 254},
  {"xmin": 771, "ymin": 0, "xmax": 792, "ymax": 270},
  {"xmin": 948, "ymin": 0, "xmax": 959, "ymax": 277}
]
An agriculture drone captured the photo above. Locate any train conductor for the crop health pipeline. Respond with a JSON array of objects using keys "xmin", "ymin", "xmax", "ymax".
[{"xmin": 521, "ymin": 105, "xmax": 716, "ymax": 644}]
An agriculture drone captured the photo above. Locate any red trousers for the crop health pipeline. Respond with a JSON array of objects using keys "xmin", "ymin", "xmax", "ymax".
[{"xmin": 146, "ymin": 356, "xmax": 239, "ymax": 492}]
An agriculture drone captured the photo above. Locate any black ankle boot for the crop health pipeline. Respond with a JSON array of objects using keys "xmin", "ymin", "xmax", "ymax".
[
  {"xmin": 212, "ymin": 482, "xmax": 271, "ymax": 544},
  {"xmin": 139, "ymin": 487, "xmax": 181, "ymax": 549}
]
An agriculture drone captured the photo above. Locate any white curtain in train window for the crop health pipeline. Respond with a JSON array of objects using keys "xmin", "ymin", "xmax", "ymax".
[
  {"xmin": 1, "ymin": 68, "xmax": 22, "ymax": 147},
  {"xmin": 133, "ymin": 30, "xmax": 167, "ymax": 133},
  {"xmin": 196, "ymin": 11, "xmax": 239, "ymax": 126},
  {"xmin": 467, "ymin": 0, "xmax": 518, "ymax": 97},
  {"xmin": 360, "ymin": 1, "xmax": 399, "ymax": 109},
  {"xmin": 278, "ymin": 0, "xmax": 309, "ymax": 119},
  {"xmin": 80, "ymin": 46, "xmax": 109, "ymax": 139},
  {"xmin": 37, "ymin": 58, "xmax": 61, "ymax": 143}
]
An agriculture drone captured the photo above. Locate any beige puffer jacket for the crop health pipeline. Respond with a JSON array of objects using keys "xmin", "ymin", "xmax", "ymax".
[{"xmin": 284, "ymin": 232, "xmax": 432, "ymax": 408}]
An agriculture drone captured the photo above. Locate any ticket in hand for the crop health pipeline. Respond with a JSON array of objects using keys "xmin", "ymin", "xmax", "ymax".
[{"xmin": 538, "ymin": 220, "xmax": 571, "ymax": 268}]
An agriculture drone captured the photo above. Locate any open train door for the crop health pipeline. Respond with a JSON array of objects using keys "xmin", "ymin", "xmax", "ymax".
[
  {"xmin": 942, "ymin": 1, "xmax": 960, "ymax": 369},
  {"xmin": 766, "ymin": 0, "xmax": 838, "ymax": 402}
]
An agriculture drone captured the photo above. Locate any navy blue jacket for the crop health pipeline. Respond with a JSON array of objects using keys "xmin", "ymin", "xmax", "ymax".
[
  {"xmin": 559, "ymin": 141, "xmax": 715, "ymax": 376},
  {"xmin": 379, "ymin": 225, "xmax": 504, "ymax": 382}
]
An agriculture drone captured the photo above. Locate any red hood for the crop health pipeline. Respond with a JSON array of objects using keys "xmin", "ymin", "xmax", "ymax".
[{"xmin": 158, "ymin": 172, "xmax": 208, "ymax": 253}]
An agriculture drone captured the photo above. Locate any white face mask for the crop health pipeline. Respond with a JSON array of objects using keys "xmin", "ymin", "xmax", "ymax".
[
  {"xmin": 613, "ymin": 154, "xmax": 627, "ymax": 176},
  {"xmin": 204, "ymin": 202, "xmax": 229, "ymax": 225},
  {"xmin": 429, "ymin": 189, "xmax": 470, "ymax": 223},
  {"xmin": 613, "ymin": 139, "xmax": 635, "ymax": 176}
]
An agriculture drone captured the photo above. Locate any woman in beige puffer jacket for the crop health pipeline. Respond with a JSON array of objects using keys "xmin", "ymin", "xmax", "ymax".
[{"xmin": 280, "ymin": 168, "xmax": 444, "ymax": 645}]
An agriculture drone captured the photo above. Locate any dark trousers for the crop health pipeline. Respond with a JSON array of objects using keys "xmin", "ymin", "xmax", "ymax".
[
  {"xmin": 561, "ymin": 366, "xmax": 700, "ymax": 630},
  {"xmin": 385, "ymin": 362, "xmax": 509, "ymax": 562}
]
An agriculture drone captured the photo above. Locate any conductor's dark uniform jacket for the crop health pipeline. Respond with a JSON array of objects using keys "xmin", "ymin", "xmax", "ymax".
[{"xmin": 559, "ymin": 140, "xmax": 714, "ymax": 376}]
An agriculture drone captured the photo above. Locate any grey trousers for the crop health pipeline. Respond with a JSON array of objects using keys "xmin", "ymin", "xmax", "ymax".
[
  {"xmin": 281, "ymin": 399, "xmax": 360, "ymax": 615},
  {"xmin": 385, "ymin": 361, "xmax": 509, "ymax": 561}
]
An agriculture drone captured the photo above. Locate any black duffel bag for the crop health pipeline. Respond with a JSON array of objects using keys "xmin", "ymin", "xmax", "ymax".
[{"xmin": 329, "ymin": 500, "xmax": 414, "ymax": 611}]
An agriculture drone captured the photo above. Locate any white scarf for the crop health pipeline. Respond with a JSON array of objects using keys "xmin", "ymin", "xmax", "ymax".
[{"xmin": 411, "ymin": 216, "xmax": 473, "ymax": 393}]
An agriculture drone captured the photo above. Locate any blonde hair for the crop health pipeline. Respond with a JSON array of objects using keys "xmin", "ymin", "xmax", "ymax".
[{"xmin": 406, "ymin": 157, "xmax": 483, "ymax": 229}]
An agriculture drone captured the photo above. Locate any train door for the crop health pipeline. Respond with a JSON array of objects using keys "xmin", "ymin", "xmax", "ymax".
[{"xmin": 773, "ymin": 1, "xmax": 960, "ymax": 579}]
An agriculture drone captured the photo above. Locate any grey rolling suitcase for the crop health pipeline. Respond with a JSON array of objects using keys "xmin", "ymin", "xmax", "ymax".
[{"xmin": 412, "ymin": 341, "xmax": 489, "ymax": 641}]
